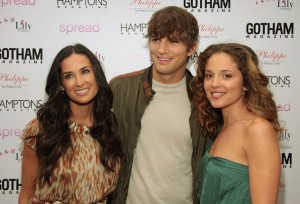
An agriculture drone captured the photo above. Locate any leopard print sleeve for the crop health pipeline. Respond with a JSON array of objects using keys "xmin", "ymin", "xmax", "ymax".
[{"xmin": 20, "ymin": 118, "xmax": 40, "ymax": 151}]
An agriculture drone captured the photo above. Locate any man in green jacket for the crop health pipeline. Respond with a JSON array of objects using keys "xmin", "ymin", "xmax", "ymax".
[{"xmin": 109, "ymin": 6, "xmax": 210, "ymax": 204}]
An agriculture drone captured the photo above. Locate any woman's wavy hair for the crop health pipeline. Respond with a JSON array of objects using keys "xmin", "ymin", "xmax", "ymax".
[
  {"xmin": 191, "ymin": 43, "xmax": 282, "ymax": 138},
  {"xmin": 35, "ymin": 43, "xmax": 122, "ymax": 185}
]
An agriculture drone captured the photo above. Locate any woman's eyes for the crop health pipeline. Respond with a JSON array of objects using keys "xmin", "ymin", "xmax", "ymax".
[
  {"xmin": 63, "ymin": 74, "xmax": 72, "ymax": 79},
  {"xmin": 223, "ymin": 74, "xmax": 232, "ymax": 79},
  {"xmin": 205, "ymin": 74, "xmax": 212, "ymax": 78},
  {"xmin": 82, "ymin": 69, "xmax": 90, "ymax": 74},
  {"xmin": 62, "ymin": 68, "xmax": 91, "ymax": 79},
  {"xmin": 204, "ymin": 74, "xmax": 232, "ymax": 79}
]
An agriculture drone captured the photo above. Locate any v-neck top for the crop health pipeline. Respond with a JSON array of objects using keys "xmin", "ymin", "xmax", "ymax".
[{"xmin": 198, "ymin": 140, "xmax": 251, "ymax": 204}]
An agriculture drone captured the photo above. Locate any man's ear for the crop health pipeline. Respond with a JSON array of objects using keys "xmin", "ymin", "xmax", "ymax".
[{"xmin": 188, "ymin": 42, "xmax": 198, "ymax": 57}]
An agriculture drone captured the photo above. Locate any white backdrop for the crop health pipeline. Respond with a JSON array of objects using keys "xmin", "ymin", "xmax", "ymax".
[{"xmin": 0, "ymin": 1, "xmax": 299, "ymax": 203}]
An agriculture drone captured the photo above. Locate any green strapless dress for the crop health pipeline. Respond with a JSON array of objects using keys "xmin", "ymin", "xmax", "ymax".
[{"xmin": 198, "ymin": 141, "xmax": 251, "ymax": 204}]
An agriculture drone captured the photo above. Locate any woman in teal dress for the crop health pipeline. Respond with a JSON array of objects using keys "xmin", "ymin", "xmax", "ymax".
[{"xmin": 191, "ymin": 43, "xmax": 282, "ymax": 203}]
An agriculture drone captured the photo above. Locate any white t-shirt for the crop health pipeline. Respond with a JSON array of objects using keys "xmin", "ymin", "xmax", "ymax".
[{"xmin": 126, "ymin": 77, "xmax": 193, "ymax": 204}]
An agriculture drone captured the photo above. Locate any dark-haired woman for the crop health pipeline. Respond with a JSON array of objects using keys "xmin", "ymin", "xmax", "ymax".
[{"xmin": 19, "ymin": 44, "xmax": 122, "ymax": 204}]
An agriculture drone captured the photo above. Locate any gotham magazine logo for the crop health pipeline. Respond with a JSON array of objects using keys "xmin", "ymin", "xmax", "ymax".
[
  {"xmin": 0, "ymin": 178, "xmax": 21, "ymax": 195},
  {"xmin": 256, "ymin": 0, "xmax": 294, "ymax": 11},
  {"xmin": 57, "ymin": 0, "xmax": 108, "ymax": 8},
  {"xmin": 267, "ymin": 75, "xmax": 290, "ymax": 88},
  {"xmin": 184, "ymin": 0, "xmax": 231, "ymax": 13},
  {"xmin": 246, "ymin": 23, "xmax": 294, "ymax": 39},
  {"xmin": 281, "ymin": 153, "xmax": 292, "ymax": 168},
  {"xmin": 0, "ymin": 48, "xmax": 43, "ymax": 64},
  {"xmin": 0, "ymin": 99, "xmax": 42, "ymax": 111},
  {"xmin": 0, "ymin": 73, "xmax": 29, "ymax": 88},
  {"xmin": 120, "ymin": 23, "xmax": 147, "ymax": 35},
  {"xmin": 199, "ymin": 24, "xmax": 225, "ymax": 38},
  {"xmin": 257, "ymin": 49, "xmax": 287, "ymax": 65},
  {"xmin": 16, "ymin": 20, "xmax": 32, "ymax": 32}
]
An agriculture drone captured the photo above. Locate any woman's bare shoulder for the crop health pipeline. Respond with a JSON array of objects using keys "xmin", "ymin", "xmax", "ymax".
[{"xmin": 243, "ymin": 117, "xmax": 278, "ymax": 154}]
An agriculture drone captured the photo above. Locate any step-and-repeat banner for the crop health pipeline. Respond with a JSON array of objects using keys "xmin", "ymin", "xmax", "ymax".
[{"xmin": 1, "ymin": 1, "xmax": 299, "ymax": 203}]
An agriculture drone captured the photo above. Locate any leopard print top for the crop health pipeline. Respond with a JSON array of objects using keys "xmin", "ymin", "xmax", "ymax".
[{"xmin": 21, "ymin": 118, "xmax": 120, "ymax": 204}]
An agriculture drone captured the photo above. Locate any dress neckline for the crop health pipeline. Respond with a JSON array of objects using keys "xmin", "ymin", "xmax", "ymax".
[
  {"xmin": 206, "ymin": 140, "xmax": 248, "ymax": 168},
  {"xmin": 68, "ymin": 119, "xmax": 92, "ymax": 128}
]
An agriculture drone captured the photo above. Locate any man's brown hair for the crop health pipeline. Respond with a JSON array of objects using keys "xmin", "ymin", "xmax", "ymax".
[{"xmin": 145, "ymin": 6, "xmax": 199, "ymax": 50}]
